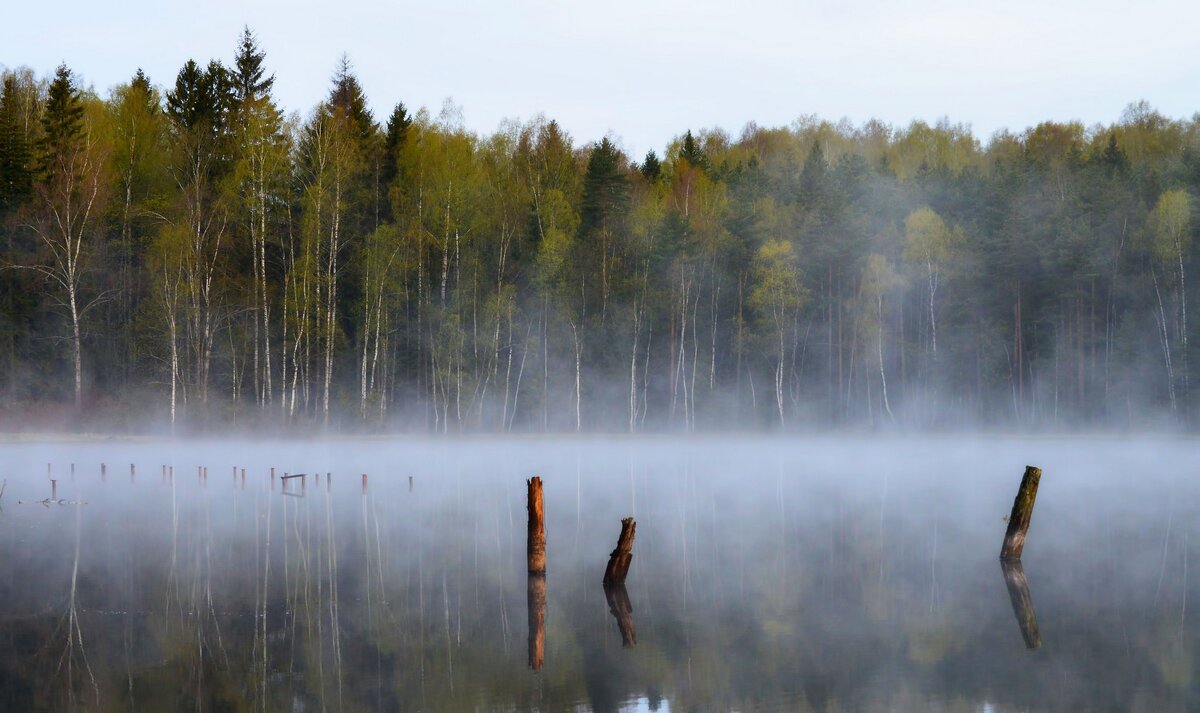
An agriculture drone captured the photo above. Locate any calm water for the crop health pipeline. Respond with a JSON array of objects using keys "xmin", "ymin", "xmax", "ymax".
[{"xmin": 0, "ymin": 436, "xmax": 1195, "ymax": 712}]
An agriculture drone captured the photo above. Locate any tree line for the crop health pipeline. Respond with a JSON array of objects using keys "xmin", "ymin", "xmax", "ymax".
[{"xmin": 1, "ymin": 28, "xmax": 1198, "ymax": 432}]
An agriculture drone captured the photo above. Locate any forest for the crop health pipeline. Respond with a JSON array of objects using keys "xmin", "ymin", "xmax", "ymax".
[{"xmin": 1, "ymin": 28, "xmax": 1198, "ymax": 433}]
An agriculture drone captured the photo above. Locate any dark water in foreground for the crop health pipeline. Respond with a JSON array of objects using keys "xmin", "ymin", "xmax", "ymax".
[{"xmin": 0, "ymin": 436, "xmax": 1195, "ymax": 712}]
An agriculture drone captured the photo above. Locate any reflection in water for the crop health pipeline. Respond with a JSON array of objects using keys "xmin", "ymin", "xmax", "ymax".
[
  {"xmin": 528, "ymin": 574, "xmax": 546, "ymax": 671},
  {"xmin": 0, "ymin": 438, "xmax": 1196, "ymax": 711},
  {"xmin": 1000, "ymin": 559, "xmax": 1042, "ymax": 649},
  {"xmin": 603, "ymin": 583, "xmax": 637, "ymax": 647}
]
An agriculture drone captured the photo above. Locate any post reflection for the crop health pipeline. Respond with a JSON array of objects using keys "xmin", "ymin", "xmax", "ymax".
[
  {"xmin": 1000, "ymin": 558, "xmax": 1042, "ymax": 650},
  {"xmin": 603, "ymin": 583, "xmax": 637, "ymax": 648},
  {"xmin": 528, "ymin": 574, "xmax": 546, "ymax": 671}
]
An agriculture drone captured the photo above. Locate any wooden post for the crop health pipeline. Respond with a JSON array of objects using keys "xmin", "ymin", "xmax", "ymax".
[
  {"xmin": 603, "ymin": 517, "xmax": 637, "ymax": 584},
  {"xmin": 130, "ymin": 463, "xmax": 135, "ymax": 483},
  {"xmin": 101, "ymin": 463, "xmax": 107, "ymax": 482},
  {"xmin": 50, "ymin": 479, "xmax": 57, "ymax": 500},
  {"xmin": 361, "ymin": 473, "xmax": 367, "ymax": 493},
  {"xmin": 408, "ymin": 475, "xmax": 413, "ymax": 492},
  {"xmin": 527, "ymin": 574, "xmax": 546, "ymax": 671},
  {"xmin": 527, "ymin": 477, "xmax": 546, "ymax": 575},
  {"xmin": 603, "ymin": 583, "xmax": 637, "ymax": 647},
  {"xmin": 1000, "ymin": 465, "xmax": 1041, "ymax": 560},
  {"xmin": 1000, "ymin": 559, "xmax": 1042, "ymax": 649}
]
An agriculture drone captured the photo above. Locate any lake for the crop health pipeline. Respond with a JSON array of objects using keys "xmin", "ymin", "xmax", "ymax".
[{"xmin": 0, "ymin": 436, "xmax": 1195, "ymax": 712}]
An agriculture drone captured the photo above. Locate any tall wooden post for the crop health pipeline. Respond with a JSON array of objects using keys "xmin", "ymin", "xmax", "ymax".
[
  {"xmin": 603, "ymin": 517, "xmax": 636, "ymax": 584},
  {"xmin": 527, "ymin": 477, "xmax": 546, "ymax": 575},
  {"xmin": 1000, "ymin": 465, "xmax": 1041, "ymax": 560}
]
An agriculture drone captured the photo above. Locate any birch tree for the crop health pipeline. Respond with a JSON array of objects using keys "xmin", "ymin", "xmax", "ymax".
[
  {"xmin": 750, "ymin": 239, "xmax": 807, "ymax": 426},
  {"xmin": 21, "ymin": 65, "xmax": 110, "ymax": 414}
]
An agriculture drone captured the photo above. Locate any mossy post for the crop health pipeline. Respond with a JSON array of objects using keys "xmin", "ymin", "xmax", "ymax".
[
  {"xmin": 527, "ymin": 477, "xmax": 546, "ymax": 575},
  {"xmin": 1000, "ymin": 465, "xmax": 1041, "ymax": 560},
  {"xmin": 603, "ymin": 517, "xmax": 637, "ymax": 584}
]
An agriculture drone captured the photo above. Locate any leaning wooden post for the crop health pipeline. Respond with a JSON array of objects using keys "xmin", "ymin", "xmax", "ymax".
[
  {"xmin": 1000, "ymin": 465, "xmax": 1042, "ymax": 560},
  {"xmin": 603, "ymin": 517, "xmax": 637, "ymax": 584},
  {"xmin": 527, "ymin": 477, "xmax": 546, "ymax": 575}
]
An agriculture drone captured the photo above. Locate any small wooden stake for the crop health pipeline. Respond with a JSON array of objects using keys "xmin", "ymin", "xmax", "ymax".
[
  {"xmin": 101, "ymin": 463, "xmax": 107, "ymax": 482},
  {"xmin": 527, "ymin": 477, "xmax": 546, "ymax": 575},
  {"xmin": 50, "ymin": 479, "xmax": 57, "ymax": 500},
  {"xmin": 1000, "ymin": 559, "xmax": 1042, "ymax": 649},
  {"xmin": 527, "ymin": 574, "xmax": 546, "ymax": 671},
  {"xmin": 361, "ymin": 473, "xmax": 367, "ymax": 493},
  {"xmin": 603, "ymin": 517, "xmax": 637, "ymax": 584},
  {"xmin": 408, "ymin": 475, "xmax": 413, "ymax": 492},
  {"xmin": 1000, "ymin": 465, "xmax": 1042, "ymax": 560}
]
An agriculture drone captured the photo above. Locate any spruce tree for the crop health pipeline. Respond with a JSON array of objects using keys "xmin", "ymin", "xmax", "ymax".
[
  {"xmin": 329, "ymin": 56, "xmax": 375, "ymax": 142},
  {"xmin": 680, "ymin": 130, "xmax": 706, "ymax": 169},
  {"xmin": 36, "ymin": 64, "xmax": 84, "ymax": 183},
  {"xmin": 233, "ymin": 26, "xmax": 274, "ymax": 103},
  {"xmin": 640, "ymin": 150, "xmax": 661, "ymax": 181},
  {"xmin": 0, "ymin": 75, "xmax": 32, "ymax": 211}
]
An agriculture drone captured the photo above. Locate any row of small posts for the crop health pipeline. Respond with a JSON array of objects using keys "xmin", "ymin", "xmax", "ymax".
[{"xmin": 42, "ymin": 463, "xmax": 388, "ymax": 497}]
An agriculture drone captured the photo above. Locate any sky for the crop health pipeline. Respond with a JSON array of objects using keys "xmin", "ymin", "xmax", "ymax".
[{"xmin": 3, "ymin": 0, "xmax": 1199, "ymax": 158}]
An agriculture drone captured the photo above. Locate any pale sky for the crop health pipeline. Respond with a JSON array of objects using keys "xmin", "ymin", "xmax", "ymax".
[{"xmin": 3, "ymin": 0, "xmax": 1199, "ymax": 158}]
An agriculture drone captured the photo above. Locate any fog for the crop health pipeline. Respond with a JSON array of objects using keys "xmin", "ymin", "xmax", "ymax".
[{"xmin": 0, "ymin": 436, "xmax": 1195, "ymax": 711}]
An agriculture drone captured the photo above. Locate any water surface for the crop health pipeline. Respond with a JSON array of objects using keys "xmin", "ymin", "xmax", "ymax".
[{"xmin": 0, "ymin": 436, "xmax": 1194, "ymax": 712}]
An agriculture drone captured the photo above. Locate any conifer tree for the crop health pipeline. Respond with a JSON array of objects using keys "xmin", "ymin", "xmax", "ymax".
[
  {"xmin": 0, "ymin": 75, "xmax": 32, "ymax": 211},
  {"xmin": 233, "ymin": 26, "xmax": 274, "ymax": 103}
]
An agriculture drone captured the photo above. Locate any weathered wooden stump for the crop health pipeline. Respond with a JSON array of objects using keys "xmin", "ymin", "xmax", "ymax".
[
  {"xmin": 1000, "ymin": 465, "xmax": 1041, "ymax": 560},
  {"xmin": 527, "ymin": 476, "xmax": 546, "ymax": 575},
  {"xmin": 1000, "ymin": 559, "xmax": 1041, "ymax": 649},
  {"xmin": 527, "ymin": 573, "xmax": 546, "ymax": 671},
  {"xmin": 603, "ymin": 583, "xmax": 637, "ymax": 647},
  {"xmin": 603, "ymin": 517, "xmax": 637, "ymax": 584}
]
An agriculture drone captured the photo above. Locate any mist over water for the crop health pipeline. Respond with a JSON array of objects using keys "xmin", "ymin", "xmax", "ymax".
[{"xmin": 0, "ymin": 436, "xmax": 1194, "ymax": 711}]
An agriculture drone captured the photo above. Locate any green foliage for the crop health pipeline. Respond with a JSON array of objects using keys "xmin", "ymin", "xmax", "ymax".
[
  {"xmin": 35, "ymin": 64, "xmax": 84, "ymax": 182},
  {"xmin": 4, "ymin": 49, "xmax": 1200, "ymax": 430},
  {"xmin": 0, "ymin": 74, "xmax": 32, "ymax": 211}
]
